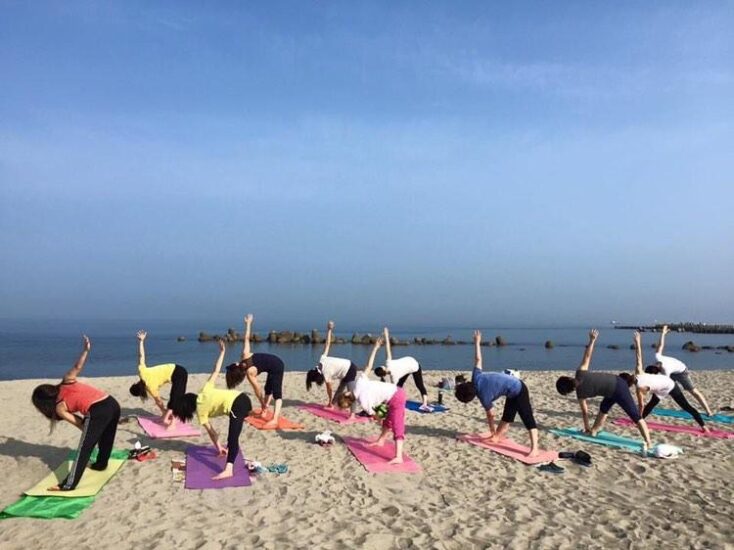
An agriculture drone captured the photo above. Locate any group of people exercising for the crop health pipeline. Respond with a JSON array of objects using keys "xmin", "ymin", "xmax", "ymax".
[{"xmin": 31, "ymin": 317, "xmax": 713, "ymax": 489}]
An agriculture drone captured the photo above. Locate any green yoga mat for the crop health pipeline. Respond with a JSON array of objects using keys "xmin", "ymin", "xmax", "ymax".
[
  {"xmin": 550, "ymin": 428, "xmax": 645, "ymax": 452},
  {"xmin": 0, "ymin": 495, "xmax": 95, "ymax": 520}
]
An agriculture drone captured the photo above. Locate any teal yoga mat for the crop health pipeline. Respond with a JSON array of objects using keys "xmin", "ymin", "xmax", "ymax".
[
  {"xmin": 652, "ymin": 408, "xmax": 733, "ymax": 425},
  {"xmin": 549, "ymin": 428, "xmax": 646, "ymax": 452}
]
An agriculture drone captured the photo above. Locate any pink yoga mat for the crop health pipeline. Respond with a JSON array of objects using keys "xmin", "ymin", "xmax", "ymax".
[
  {"xmin": 185, "ymin": 445, "xmax": 251, "ymax": 489},
  {"xmin": 137, "ymin": 416, "xmax": 200, "ymax": 438},
  {"xmin": 299, "ymin": 404, "xmax": 371, "ymax": 424},
  {"xmin": 614, "ymin": 418, "xmax": 734, "ymax": 439},
  {"xmin": 343, "ymin": 436, "xmax": 422, "ymax": 474},
  {"xmin": 458, "ymin": 434, "xmax": 558, "ymax": 465}
]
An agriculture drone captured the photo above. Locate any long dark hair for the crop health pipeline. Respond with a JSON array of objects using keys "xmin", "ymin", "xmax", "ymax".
[
  {"xmin": 225, "ymin": 363, "xmax": 248, "ymax": 389},
  {"xmin": 306, "ymin": 368, "xmax": 325, "ymax": 391},
  {"xmin": 129, "ymin": 380, "xmax": 148, "ymax": 401},
  {"xmin": 32, "ymin": 384, "xmax": 60, "ymax": 432},
  {"xmin": 171, "ymin": 393, "xmax": 197, "ymax": 422}
]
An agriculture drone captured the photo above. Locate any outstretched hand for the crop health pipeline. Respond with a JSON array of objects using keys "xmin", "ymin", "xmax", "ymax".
[
  {"xmin": 374, "ymin": 336, "xmax": 384, "ymax": 348},
  {"xmin": 661, "ymin": 325, "xmax": 670, "ymax": 335},
  {"xmin": 244, "ymin": 314, "xmax": 253, "ymax": 325},
  {"xmin": 473, "ymin": 330, "xmax": 482, "ymax": 343},
  {"xmin": 217, "ymin": 339, "xmax": 226, "ymax": 352},
  {"xmin": 136, "ymin": 330, "xmax": 147, "ymax": 342},
  {"xmin": 633, "ymin": 331, "xmax": 641, "ymax": 345},
  {"xmin": 327, "ymin": 320, "xmax": 335, "ymax": 330},
  {"xmin": 589, "ymin": 329, "xmax": 599, "ymax": 342},
  {"xmin": 82, "ymin": 335, "xmax": 91, "ymax": 352}
]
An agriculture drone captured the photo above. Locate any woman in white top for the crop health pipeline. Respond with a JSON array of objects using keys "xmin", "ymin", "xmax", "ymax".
[
  {"xmin": 654, "ymin": 325, "xmax": 713, "ymax": 416},
  {"xmin": 621, "ymin": 332, "xmax": 708, "ymax": 432},
  {"xmin": 337, "ymin": 337, "xmax": 408, "ymax": 464},
  {"xmin": 373, "ymin": 327, "xmax": 432, "ymax": 412},
  {"xmin": 305, "ymin": 321, "xmax": 359, "ymax": 420}
]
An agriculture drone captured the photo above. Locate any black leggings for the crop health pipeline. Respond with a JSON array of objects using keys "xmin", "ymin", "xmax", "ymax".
[
  {"xmin": 226, "ymin": 393, "xmax": 253, "ymax": 464},
  {"xmin": 397, "ymin": 366, "xmax": 428, "ymax": 396},
  {"xmin": 642, "ymin": 385, "xmax": 705, "ymax": 427},
  {"xmin": 501, "ymin": 381, "xmax": 537, "ymax": 430},
  {"xmin": 261, "ymin": 360, "xmax": 285, "ymax": 400},
  {"xmin": 600, "ymin": 376, "xmax": 641, "ymax": 423},
  {"xmin": 62, "ymin": 396, "xmax": 120, "ymax": 490},
  {"xmin": 167, "ymin": 364, "xmax": 188, "ymax": 410}
]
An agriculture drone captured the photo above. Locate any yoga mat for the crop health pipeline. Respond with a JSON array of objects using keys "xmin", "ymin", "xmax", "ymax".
[
  {"xmin": 25, "ymin": 458, "xmax": 126, "ymax": 497},
  {"xmin": 549, "ymin": 428, "xmax": 647, "ymax": 453},
  {"xmin": 0, "ymin": 495, "xmax": 95, "ymax": 520},
  {"xmin": 457, "ymin": 434, "xmax": 558, "ymax": 465},
  {"xmin": 614, "ymin": 418, "xmax": 734, "ymax": 439},
  {"xmin": 406, "ymin": 401, "xmax": 448, "ymax": 414},
  {"xmin": 137, "ymin": 416, "xmax": 201, "ymax": 438},
  {"xmin": 652, "ymin": 408, "xmax": 734, "ymax": 425},
  {"xmin": 343, "ymin": 436, "xmax": 422, "ymax": 474},
  {"xmin": 299, "ymin": 404, "xmax": 370, "ymax": 424},
  {"xmin": 185, "ymin": 445, "xmax": 251, "ymax": 489},
  {"xmin": 246, "ymin": 410, "xmax": 304, "ymax": 431}
]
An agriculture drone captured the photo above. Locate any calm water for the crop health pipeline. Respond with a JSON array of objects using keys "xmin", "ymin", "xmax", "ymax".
[{"xmin": 1, "ymin": 319, "xmax": 732, "ymax": 381}]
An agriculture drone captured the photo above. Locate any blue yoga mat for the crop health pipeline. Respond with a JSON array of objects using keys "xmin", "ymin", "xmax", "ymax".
[
  {"xmin": 652, "ymin": 408, "xmax": 733, "ymax": 425},
  {"xmin": 550, "ymin": 428, "xmax": 646, "ymax": 453},
  {"xmin": 405, "ymin": 400, "xmax": 448, "ymax": 413}
]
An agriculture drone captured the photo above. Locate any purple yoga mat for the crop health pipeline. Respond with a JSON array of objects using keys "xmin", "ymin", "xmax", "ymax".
[{"xmin": 185, "ymin": 445, "xmax": 251, "ymax": 490}]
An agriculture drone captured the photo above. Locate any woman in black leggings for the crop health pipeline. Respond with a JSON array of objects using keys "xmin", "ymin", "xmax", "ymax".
[
  {"xmin": 224, "ymin": 314, "xmax": 284, "ymax": 429},
  {"xmin": 556, "ymin": 330, "xmax": 652, "ymax": 453},
  {"xmin": 374, "ymin": 327, "xmax": 432, "ymax": 411}
]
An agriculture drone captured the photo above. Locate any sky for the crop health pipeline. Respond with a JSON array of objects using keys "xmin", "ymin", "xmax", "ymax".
[{"xmin": 1, "ymin": 1, "xmax": 733, "ymax": 329}]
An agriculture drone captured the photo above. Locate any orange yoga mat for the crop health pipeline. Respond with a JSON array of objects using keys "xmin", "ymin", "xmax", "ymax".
[{"xmin": 246, "ymin": 409, "xmax": 304, "ymax": 431}]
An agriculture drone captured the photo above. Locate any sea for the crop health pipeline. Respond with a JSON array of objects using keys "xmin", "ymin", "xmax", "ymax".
[{"xmin": 1, "ymin": 319, "xmax": 732, "ymax": 381}]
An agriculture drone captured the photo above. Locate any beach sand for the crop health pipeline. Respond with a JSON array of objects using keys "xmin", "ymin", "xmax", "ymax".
[{"xmin": 1, "ymin": 370, "xmax": 732, "ymax": 549}]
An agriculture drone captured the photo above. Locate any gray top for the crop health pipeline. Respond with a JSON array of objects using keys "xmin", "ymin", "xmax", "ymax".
[{"xmin": 575, "ymin": 369, "xmax": 618, "ymax": 399}]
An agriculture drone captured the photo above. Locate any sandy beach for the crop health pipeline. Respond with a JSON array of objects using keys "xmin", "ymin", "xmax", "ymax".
[{"xmin": 1, "ymin": 370, "xmax": 732, "ymax": 550}]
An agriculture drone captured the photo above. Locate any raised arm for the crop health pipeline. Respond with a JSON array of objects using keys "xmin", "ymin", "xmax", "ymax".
[
  {"xmin": 383, "ymin": 327, "xmax": 392, "ymax": 361},
  {"xmin": 241, "ymin": 314, "xmax": 253, "ymax": 361},
  {"xmin": 577, "ymin": 329, "xmax": 599, "ymax": 372},
  {"xmin": 207, "ymin": 339, "xmax": 227, "ymax": 384},
  {"xmin": 474, "ymin": 330, "xmax": 482, "ymax": 370},
  {"xmin": 323, "ymin": 320, "xmax": 335, "ymax": 356},
  {"xmin": 137, "ymin": 330, "xmax": 147, "ymax": 366},
  {"xmin": 63, "ymin": 335, "xmax": 91, "ymax": 382},
  {"xmin": 633, "ymin": 331, "xmax": 644, "ymax": 376},
  {"xmin": 656, "ymin": 325, "xmax": 669, "ymax": 355},
  {"xmin": 364, "ymin": 337, "xmax": 384, "ymax": 377}
]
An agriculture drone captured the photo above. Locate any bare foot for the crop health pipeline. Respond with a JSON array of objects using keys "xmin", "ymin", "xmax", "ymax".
[
  {"xmin": 367, "ymin": 439, "xmax": 386, "ymax": 447},
  {"xmin": 527, "ymin": 448, "xmax": 539, "ymax": 458},
  {"xmin": 702, "ymin": 426, "xmax": 710, "ymax": 433},
  {"xmin": 212, "ymin": 469, "xmax": 234, "ymax": 481},
  {"xmin": 388, "ymin": 456, "xmax": 403, "ymax": 465},
  {"xmin": 263, "ymin": 419, "xmax": 278, "ymax": 429}
]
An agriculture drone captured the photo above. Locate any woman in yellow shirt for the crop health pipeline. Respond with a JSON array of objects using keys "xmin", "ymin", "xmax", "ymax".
[
  {"xmin": 171, "ymin": 339, "xmax": 252, "ymax": 480},
  {"xmin": 130, "ymin": 331, "xmax": 189, "ymax": 427}
]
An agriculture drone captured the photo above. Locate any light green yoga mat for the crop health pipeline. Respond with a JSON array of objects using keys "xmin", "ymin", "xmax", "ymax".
[
  {"xmin": 0, "ymin": 495, "xmax": 95, "ymax": 520},
  {"xmin": 550, "ymin": 428, "xmax": 646, "ymax": 452}
]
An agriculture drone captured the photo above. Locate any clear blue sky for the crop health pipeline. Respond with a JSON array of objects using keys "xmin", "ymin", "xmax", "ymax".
[{"xmin": 1, "ymin": 1, "xmax": 732, "ymax": 328}]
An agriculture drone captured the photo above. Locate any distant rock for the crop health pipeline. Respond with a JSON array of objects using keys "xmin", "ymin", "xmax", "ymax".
[
  {"xmin": 495, "ymin": 336, "xmax": 507, "ymax": 347},
  {"xmin": 607, "ymin": 345, "xmax": 620, "ymax": 350},
  {"xmin": 442, "ymin": 336, "xmax": 455, "ymax": 345},
  {"xmin": 682, "ymin": 341, "xmax": 701, "ymax": 352},
  {"xmin": 198, "ymin": 331, "xmax": 214, "ymax": 342},
  {"xmin": 177, "ymin": 336, "xmax": 186, "ymax": 342},
  {"xmin": 544, "ymin": 340, "xmax": 554, "ymax": 349}
]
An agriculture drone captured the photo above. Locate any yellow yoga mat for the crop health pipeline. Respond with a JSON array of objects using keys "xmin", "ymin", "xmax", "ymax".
[{"xmin": 24, "ymin": 458, "xmax": 126, "ymax": 498}]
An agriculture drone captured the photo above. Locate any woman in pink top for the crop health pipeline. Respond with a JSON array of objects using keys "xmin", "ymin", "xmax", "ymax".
[{"xmin": 31, "ymin": 335, "xmax": 121, "ymax": 491}]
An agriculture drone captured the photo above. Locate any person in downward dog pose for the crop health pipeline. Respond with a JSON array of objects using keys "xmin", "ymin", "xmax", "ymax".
[
  {"xmin": 622, "ymin": 332, "xmax": 708, "ymax": 432},
  {"xmin": 171, "ymin": 339, "xmax": 252, "ymax": 480},
  {"xmin": 225, "ymin": 314, "xmax": 285, "ymax": 429},
  {"xmin": 373, "ymin": 327, "xmax": 432, "ymax": 412},
  {"xmin": 305, "ymin": 320, "xmax": 359, "ymax": 420},
  {"xmin": 337, "ymin": 337, "xmax": 408, "ymax": 464},
  {"xmin": 129, "ymin": 330, "xmax": 189, "ymax": 427},
  {"xmin": 454, "ymin": 330, "xmax": 540, "ymax": 457},
  {"xmin": 653, "ymin": 325, "xmax": 714, "ymax": 416},
  {"xmin": 555, "ymin": 329, "xmax": 652, "ymax": 454},
  {"xmin": 31, "ymin": 335, "xmax": 121, "ymax": 491}
]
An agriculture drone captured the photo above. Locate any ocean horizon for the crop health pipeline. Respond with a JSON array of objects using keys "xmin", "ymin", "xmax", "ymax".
[{"xmin": 1, "ymin": 318, "xmax": 732, "ymax": 381}]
